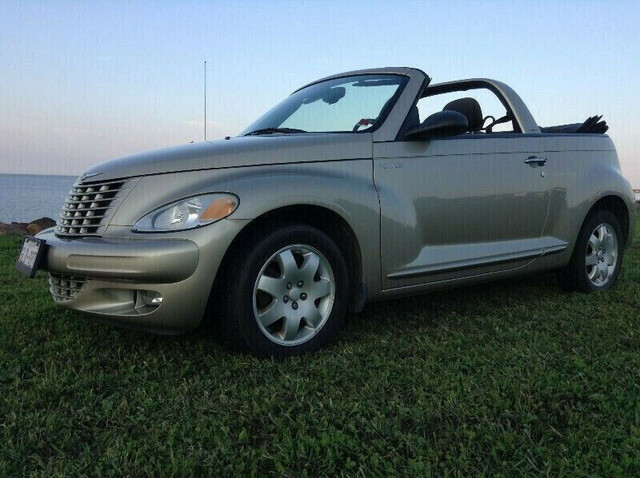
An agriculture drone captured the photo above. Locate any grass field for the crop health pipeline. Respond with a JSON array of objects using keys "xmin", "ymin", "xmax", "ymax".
[{"xmin": 2, "ymin": 225, "xmax": 640, "ymax": 477}]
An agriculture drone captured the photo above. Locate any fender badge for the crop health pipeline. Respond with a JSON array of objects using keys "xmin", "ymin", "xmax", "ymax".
[{"xmin": 381, "ymin": 161, "xmax": 404, "ymax": 170}]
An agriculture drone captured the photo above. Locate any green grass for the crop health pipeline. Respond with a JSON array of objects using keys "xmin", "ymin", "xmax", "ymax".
[{"xmin": 2, "ymin": 225, "xmax": 640, "ymax": 477}]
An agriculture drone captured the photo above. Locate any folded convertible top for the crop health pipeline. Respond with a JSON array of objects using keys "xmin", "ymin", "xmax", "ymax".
[{"xmin": 540, "ymin": 115, "xmax": 609, "ymax": 134}]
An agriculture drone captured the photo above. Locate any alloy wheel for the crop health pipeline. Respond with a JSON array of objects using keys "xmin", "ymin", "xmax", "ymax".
[
  {"xmin": 252, "ymin": 244, "xmax": 335, "ymax": 346},
  {"xmin": 585, "ymin": 223, "xmax": 618, "ymax": 287}
]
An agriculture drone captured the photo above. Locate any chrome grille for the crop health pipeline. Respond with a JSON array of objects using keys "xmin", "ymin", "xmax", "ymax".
[
  {"xmin": 49, "ymin": 273, "xmax": 85, "ymax": 301},
  {"xmin": 56, "ymin": 178, "xmax": 133, "ymax": 236}
]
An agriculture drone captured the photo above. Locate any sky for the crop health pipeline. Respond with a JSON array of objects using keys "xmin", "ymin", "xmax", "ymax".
[{"xmin": 1, "ymin": 0, "xmax": 639, "ymax": 184}]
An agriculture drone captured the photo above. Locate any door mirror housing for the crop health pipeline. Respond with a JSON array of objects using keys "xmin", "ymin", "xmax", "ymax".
[{"xmin": 405, "ymin": 110, "xmax": 469, "ymax": 140}]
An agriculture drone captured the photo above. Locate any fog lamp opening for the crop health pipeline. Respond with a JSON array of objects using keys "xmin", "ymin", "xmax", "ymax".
[{"xmin": 134, "ymin": 290, "xmax": 163, "ymax": 310}]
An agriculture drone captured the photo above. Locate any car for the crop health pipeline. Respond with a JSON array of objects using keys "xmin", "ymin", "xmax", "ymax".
[{"xmin": 19, "ymin": 67, "xmax": 635, "ymax": 357}]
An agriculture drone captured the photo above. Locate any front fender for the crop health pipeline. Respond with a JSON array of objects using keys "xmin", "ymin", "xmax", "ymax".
[{"xmin": 108, "ymin": 160, "xmax": 382, "ymax": 297}]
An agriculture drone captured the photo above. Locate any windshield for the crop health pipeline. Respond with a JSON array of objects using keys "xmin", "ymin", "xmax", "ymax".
[{"xmin": 240, "ymin": 74, "xmax": 408, "ymax": 135}]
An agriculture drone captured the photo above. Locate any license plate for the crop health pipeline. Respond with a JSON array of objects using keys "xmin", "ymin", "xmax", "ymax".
[{"xmin": 16, "ymin": 236, "xmax": 46, "ymax": 278}]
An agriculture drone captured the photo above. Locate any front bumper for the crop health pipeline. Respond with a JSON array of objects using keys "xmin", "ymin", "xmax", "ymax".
[{"xmin": 36, "ymin": 220, "xmax": 247, "ymax": 334}]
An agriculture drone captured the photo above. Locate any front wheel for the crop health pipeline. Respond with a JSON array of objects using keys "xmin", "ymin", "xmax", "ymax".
[
  {"xmin": 220, "ymin": 224, "xmax": 349, "ymax": 357},
  {"xmin": 557, "ymin": 210, "xmax": 624, "ymax": 292}
]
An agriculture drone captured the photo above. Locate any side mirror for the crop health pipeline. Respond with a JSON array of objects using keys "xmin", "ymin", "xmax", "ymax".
[{"xmin": 405, "ymin": 111, "xmax": 469, "ymax": 140}]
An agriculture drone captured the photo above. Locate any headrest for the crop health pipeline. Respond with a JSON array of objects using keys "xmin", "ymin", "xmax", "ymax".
[{"xmin": 443, "ymin": 97, "xmax": 483, "ymax": 132}]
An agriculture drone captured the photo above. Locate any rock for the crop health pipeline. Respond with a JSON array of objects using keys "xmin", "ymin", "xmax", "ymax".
[
  {"xmin": 27, "ymin": 217, "xmax": 56, "ymax": 234},
  {"xmin": 0, "ymin": 217, "xmax": 55, "ymax": 236},
  {"xmin": 27, "ymin": 223, "xmax": 42, "ymax": 234}
]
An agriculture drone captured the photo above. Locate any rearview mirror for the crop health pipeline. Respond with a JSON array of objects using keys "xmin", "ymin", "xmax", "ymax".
[
  {"xmin": 322, "ymin": 86, "xmax": 346, "ymax": 105},
  {"xmin": 405, "ymin": 111, "xmax": 469, "ymax": 140},
  {"xmin": 302, "ymin": 86, "xmax": 346, "ymax": 105}
]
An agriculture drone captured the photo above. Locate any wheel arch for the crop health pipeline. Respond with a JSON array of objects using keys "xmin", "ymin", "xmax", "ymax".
[
  {"xmin": 557, "ymin": 193, "xmax": 629, "ymax": 292},
  {"xmin": 585, "ymin": 194, "xmax": 631, "ymax": 247},
  {"xmin": 210, "ymin": 204, "xmax": 365, "ymax": 317}
]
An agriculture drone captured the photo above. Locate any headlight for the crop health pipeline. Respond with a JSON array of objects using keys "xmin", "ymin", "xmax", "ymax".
[{"xmin": 132, "ymin": 193, "xmax": 239, "ymax": 232}]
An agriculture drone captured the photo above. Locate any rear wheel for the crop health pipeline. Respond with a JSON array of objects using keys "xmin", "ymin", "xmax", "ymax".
[
  {"xmin": 220, "ymin": 224, "xmax": 349, "ymax": 357},
  {"xmin": 557, "ymin": 210, "xmax": 623, "ymax": 292}
]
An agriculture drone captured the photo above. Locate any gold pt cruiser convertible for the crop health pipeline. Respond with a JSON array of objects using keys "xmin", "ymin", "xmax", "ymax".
[{"xmin": 17, "ymin": 67, "xmax": 635, "ymax": 357}]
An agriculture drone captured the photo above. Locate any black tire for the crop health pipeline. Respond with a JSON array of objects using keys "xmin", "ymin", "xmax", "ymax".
[
  {"xmin": 557, "ymin": 209, "xmax": 624, "ymax": 292},
  {"xmin": 219, "ymin": 224, "xmax": 349, "ymax": 358}
]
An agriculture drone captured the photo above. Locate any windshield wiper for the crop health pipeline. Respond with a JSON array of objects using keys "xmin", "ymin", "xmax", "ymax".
[{"xmin": 244, "ymin": 127, "xmax": 307, "ymax": 136}]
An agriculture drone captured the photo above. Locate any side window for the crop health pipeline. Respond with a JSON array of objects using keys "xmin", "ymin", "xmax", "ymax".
[{"xmin": 417, "ymin": 88, "xmax": 516, "ymax": 133}]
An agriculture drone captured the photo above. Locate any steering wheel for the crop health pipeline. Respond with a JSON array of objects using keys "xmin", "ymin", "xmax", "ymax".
[{"xmin": 352, "ymin": 118, "xmax": 376, "ymax": 132}]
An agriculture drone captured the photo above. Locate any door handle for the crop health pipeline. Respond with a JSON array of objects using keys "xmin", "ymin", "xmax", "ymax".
[{"xmin": 524, "ymin": 156, "xmax": 547, "ymax": 166}]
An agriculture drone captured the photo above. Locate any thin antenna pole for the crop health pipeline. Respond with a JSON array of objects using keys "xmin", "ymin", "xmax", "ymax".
[{"xmin": 204, "ymin": 61, "xmax": 207, "ymax": 141}]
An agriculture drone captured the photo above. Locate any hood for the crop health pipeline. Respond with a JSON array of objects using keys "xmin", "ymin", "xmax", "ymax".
[{"xmin": 82, "ymin": 133, "xmax": 372, "ymax": 182}]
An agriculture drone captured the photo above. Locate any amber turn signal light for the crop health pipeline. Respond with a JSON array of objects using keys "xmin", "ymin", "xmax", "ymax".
[{"xmin": 200, "ymin": 197, "xmax": 238, "ymax": 221}]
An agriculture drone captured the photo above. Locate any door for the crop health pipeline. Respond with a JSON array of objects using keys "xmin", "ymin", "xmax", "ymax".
[{"xmin": 374, "ymin": 135, "xmax": 551, "ymax": 289}]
